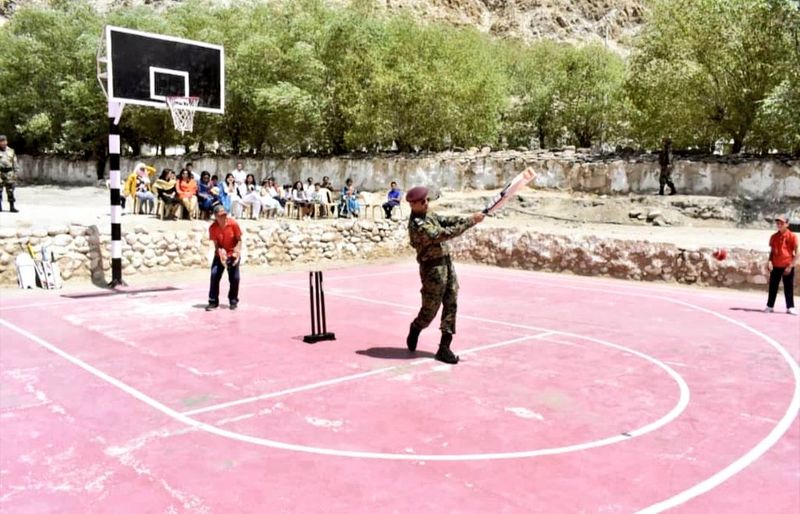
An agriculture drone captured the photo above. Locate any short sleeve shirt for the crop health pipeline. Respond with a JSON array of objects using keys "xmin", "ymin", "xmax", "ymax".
[
  {"xmin": 209, "ymin": 218, "xmax": 242, "ymax": 253},
  {"xmin": 769, "ymin": 230, "xmax": 798, "ymax": 268}
]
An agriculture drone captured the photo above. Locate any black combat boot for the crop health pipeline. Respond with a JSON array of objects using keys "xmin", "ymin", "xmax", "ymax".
[
  {"xmin": 658, "ymin": 185, "xmax": 665, "ymax": 196},
  {"xmin": 668, "ymin": 184, "xmax": 677, "ymax": 196},
  {"xmin": 9, "ymin": 202, "xmax": 18, "ymax": 213},
  {"xmin": 406, "ymin": 324, "xmax": 421, "ymax": 352},
  {"xmin": 435, "ymin": 333, "xmax": 459, "ymax": 364}
]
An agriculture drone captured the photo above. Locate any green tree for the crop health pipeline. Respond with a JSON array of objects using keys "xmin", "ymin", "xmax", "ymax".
[
  {"xmin": 627, "ymin": 0, "xmax": 798, "ymax": 153},
  {"xmin": 318, "ymin": 5, "xmax": 388, "ymax": 153},
  {"xmin": 0, "ymin": 0, "xmax": 104, "ymax": 155},
  {"xmin": 501, "ymin": 40, "xmax": 566, "ymax": 149},
  {"xmin": 365, "ymin": 17, "xmax": 506, "ymax": 152},
  {"xmin": 554, "ymin": 43, "xmax": 625, "ymax": 148}
]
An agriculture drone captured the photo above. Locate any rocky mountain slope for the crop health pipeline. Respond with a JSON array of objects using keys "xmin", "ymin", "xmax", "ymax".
[{"xmin": 1, "ymin": 0, "xmax": 646, "ymax": 47}]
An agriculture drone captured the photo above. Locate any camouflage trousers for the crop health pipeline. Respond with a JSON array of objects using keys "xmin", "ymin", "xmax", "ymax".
[
  {"xmin": 0, "ymin": 170, "xmax": 15, "ymax": 203},
  {"xmin": 412, "ymin": 256, "xmax": 459, "ymax": 335}
]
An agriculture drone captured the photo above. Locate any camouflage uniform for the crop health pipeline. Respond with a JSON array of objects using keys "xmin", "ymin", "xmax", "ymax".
[
  {"xmin": 408, "ymin": 212, "xmax": 477, "ymax": 334},
  {"xmin": 0, "ymin": 145, "xmax": 17, "ymax": 206}
]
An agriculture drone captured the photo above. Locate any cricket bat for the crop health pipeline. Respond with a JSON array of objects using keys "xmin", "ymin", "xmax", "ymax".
[{"xmin": 483, "ymin": 167, "xmax": 536, "ymax": 215}]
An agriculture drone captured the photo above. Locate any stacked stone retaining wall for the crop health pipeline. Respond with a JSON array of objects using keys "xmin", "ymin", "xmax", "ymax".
[{"xmin": 0, "ymin": 221, "xmax": 784, "ymax": 291}]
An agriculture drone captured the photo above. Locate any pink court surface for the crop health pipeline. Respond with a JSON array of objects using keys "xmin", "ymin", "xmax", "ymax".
[{"xmin": 1, "ymin": 262, "xmax": 798, "ymax": 513}]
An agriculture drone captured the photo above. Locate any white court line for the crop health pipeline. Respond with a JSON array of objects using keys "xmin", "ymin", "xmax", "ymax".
[
  {"xmin": 0, "ymin": 318, "xmax": 688, "ymax": 463},
  {"xmin": 182, "ymin": 332, "xmax": 553, "ymax": 416},
  {"xmin": 274, "ymin": 282, "xmax": 561, "ymax": 333},
  {"xmin": 295, "ymin": 270, "xmax": 799, "ymax": 513},
  {"xmin": 0, "ymin": 269, "xmax": 411, "ymax": 312},
  {"xmin": 2, "ymin": 266, "xmax": 797, "ymax": 510}
]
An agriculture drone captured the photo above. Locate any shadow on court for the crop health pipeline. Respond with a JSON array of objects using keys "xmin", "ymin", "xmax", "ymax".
[{"xmin": 356, "ymin": 347, "xmax": 436, "ymax": 360}]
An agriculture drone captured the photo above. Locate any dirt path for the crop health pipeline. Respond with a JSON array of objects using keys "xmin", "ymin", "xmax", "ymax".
[{"xmin": 1, "ymin": 185, "xmax": 773, "ymax": 255}]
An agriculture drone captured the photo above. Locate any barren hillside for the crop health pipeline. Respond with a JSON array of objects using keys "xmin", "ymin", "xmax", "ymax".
[{"xmin": 1, "ymin": 0, "xmax": 646, "ymax": 47}]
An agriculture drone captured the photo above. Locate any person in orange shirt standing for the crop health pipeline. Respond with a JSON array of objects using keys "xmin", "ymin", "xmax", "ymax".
[
  {"xmin": 207, "ymin": 204, "xmax": 243, "ymax": 311},
  {"xmin": 765, "ymin": 215, "xmax": 798, "ymax": 315}
]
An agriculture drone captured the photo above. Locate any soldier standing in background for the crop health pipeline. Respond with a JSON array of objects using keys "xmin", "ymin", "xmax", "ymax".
[
  {"xmin": 405, "ymin": 186, "xmax": 485, "ymax": 364},
  {"xmin": 659, "ymin": 137, "xmax": 677, "ymax": 196},
  {"xmin": 0, "ymin": 135, "xmax": 19, "ymax": 212}
]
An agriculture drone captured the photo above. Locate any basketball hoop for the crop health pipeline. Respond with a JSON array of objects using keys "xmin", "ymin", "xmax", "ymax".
[{"xmin": 166, "ymin": 96, "xmax": 200, "ymax": 134}]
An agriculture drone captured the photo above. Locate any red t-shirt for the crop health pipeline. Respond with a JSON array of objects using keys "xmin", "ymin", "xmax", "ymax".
[
  {"xmin": 209, "ymin": 218, "xmax": 242, "ymax": 253},
  {"xmin": 769, "ymin": 230, "xmax": 798, "ymax": 268}
]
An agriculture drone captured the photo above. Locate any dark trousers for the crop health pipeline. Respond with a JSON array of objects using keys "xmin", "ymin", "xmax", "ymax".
[
  {"xmin": 659, "ymin": 166, "xmax": 675, "ymax": 194},
  {"xmin": 767, "ymin": 267, "xmax": 795, "ymax": 309},
  {"xmin": 209, "ymin": 256, "xmax": 240, "ymax": 306},
  {"xmin": 383, "ymin": 200, "xmax": 399, "ymax": 218}
]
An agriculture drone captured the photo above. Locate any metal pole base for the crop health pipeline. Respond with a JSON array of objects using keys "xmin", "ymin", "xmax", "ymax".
[{"xmin": 107, "ymin": 278, "xmax": 128, "ymax": 289}]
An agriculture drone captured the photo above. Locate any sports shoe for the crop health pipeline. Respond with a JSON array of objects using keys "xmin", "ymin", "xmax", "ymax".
[
  {"xmin": 788, "ymin": 307, "xmax": 797, "ymax": 315},
  {"xmin": 229, "ymin": 303, "xmax": 238, "ymax": 310},
  {"xmin": 763, "ymin": 307, "xmax": 774, "ymax": 313},
  {"xmin": 205, "ymin": 302, "xmax": 219, "ymax": 311}
]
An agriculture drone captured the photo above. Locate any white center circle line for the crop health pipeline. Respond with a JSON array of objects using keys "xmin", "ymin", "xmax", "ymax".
[{"xmin": 0, "ymin": 318, "xmax": 689, "ymax": 461}]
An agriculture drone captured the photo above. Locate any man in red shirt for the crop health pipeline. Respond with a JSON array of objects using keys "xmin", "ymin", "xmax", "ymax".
[
  {"xmin": 765, "ymin": 215, "xmax": 798, "ymax": 315},
  {"xmin": 207, "ymin": 204, "xmax": 243, "ymax": 311}
]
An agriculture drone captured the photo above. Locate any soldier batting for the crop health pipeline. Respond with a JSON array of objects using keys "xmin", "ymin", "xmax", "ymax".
[
  {"xmin": 405, "ymin": 186, "xmax": 485, "ymax": 364},
  {"xmin": 0, "ymin": 135, "xmax": 19, "ymax": 212}
]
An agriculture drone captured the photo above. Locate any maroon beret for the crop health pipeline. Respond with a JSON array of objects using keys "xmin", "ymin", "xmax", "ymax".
[{"xmin": 406, "ymin": 186, "xmax": 429, "ymax": 203}]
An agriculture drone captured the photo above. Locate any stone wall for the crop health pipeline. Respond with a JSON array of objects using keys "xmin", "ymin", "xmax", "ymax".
[
  {"xmin": 449, "ymin": 228, "xmax": 788, "ymax": 289},
  {"xmin": 16, "ymin": 149, "xmax": 800, "ymax": 200},
  {"xmin": 0, "ymin": 220, "xmax": 786, "ymax": 291},
  {"xmin": 0, "ymin": 220, "xmax": 411, "ymax": 287}
]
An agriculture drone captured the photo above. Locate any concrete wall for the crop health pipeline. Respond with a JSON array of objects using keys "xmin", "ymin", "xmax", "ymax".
[{"xmin": 16, "ymin": 149, "xmax": 800, "ymax": 200}]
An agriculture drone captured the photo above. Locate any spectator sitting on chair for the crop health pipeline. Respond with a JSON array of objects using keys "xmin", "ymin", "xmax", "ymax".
[
  {"xmin": 292, "ymin": 180, "xmax": 312, "ymax": 218},
  {"xmin": 209, "ymin": 186, "xmax": 223, "ymax": 211},
  {"xmin": 309, "ymin": 183, "xmax": 326, "ymax": 217},
  {"xmin": 176, "ymin": 168, "xmax": 199, "ymax": 219},
  {"xmin": 154, "ymin": 168, "xmax": 180, "ymax": 219},
  {"xmin": 134, "ymin": 163, "xmax": 156, "ymax": 214},
  {"xmin": 321, "ymin": 176, "xmax": 333, "ymax": 192},
  {"xmin": 122, "ymin": 165, "xmax": 139, "ymax": 212},
  {"xmin": 306, "ymin": 176, "xmax": 315, "ymax": 193},
  {"xmin": 233, "ymin": 173, "xmax": 262, "ymax": 219},
  {"xmin": 210, "ymin": 174, "xmax": 219, "ymax": 188},
  {"xmin": 318, "ymin": 182, "xmax": 335, "ymax": 217},
  {"xmin": 232, "ymin": 161, "xmax": 247, "ymax": 187},
  {"xmin": 258, "ymin": 178, "xmax": 282, "ymax": 217},
  {"xmin": 219, "ymin": 173, "xmax": 236, "ymax": 214},
  {"xmin": 383, "ymin": 181, "xmax": 402, "ymax": 219},
  {"xmin": 265, "ymin": 177, "xmax": 285, "ymax": 208},
  {"xmin": 197, "ymin": 171, "xmax": 216, "ymax": 216},
  {"xmin": 339, "ymin": 178, "xmax": 360, "ymax": 218}
]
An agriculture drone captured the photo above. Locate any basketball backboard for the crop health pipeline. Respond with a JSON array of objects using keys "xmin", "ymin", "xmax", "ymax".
[{"xmin": 101, "ymin": 26, "xmax": 224, "ymax": 114}]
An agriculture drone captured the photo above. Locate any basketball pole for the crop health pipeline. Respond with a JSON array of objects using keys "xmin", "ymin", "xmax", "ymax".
[{"xmin": 108, "ymin": 100, "xmax": 126, "ymax": 288}]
